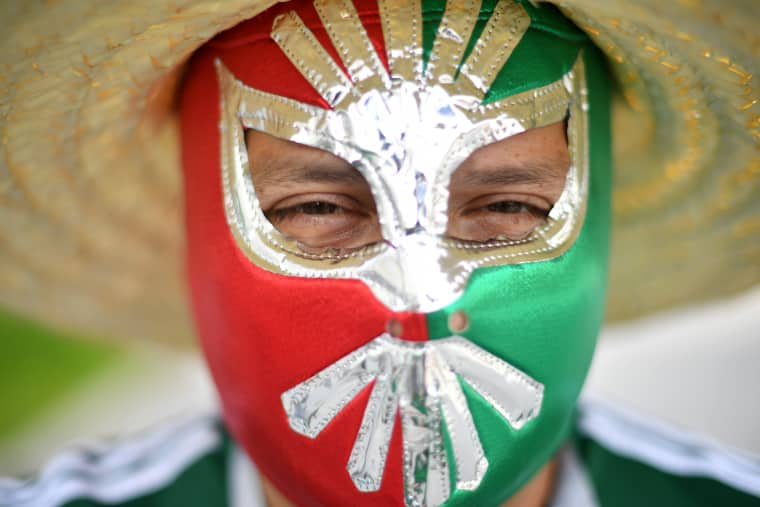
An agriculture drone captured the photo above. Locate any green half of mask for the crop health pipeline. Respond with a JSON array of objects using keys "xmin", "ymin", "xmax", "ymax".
[{"xmin": 424, "ymin": 3, "xmax": 613, "ymax": 504}]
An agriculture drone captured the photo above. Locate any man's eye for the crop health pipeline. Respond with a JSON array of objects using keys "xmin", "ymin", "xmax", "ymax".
[
  {"xmin": 263, "ymin": 196, "xmax": 382, "ymax": 251},
  {"xmin": 446, "ymin": 198, "xmax": 552, "ymax": 243},
  {"xmin": 271, "ymin": 201, "xmax": 342, "ymax": 219},
  {"xmin": 485, "ymin": 201, "xmax": 537, "ymax": 215}
]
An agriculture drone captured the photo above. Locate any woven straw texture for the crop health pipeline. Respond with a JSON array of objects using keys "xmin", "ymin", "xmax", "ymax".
[{"xmin": 0, "ymin": 0, "xmax": 758, "ymax": 345}]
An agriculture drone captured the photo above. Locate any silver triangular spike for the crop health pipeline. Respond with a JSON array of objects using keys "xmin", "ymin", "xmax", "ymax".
[
  {"xmin": 424, "ymin": 0, "xmax": 480, "ymax": 89},
  {"xmin": 314, "ymin": 0, "xmax": 391, "ymax": 92},
  {"xmin": 456, "ymin": 0, "xmax": 530, "ymax": 97},
  {"xmin": 438, "ymin": 338, "xmax": 543, "ymax": 430},
  {"xmin": 348, "ymin": 368, "xmax": 400, "ymax": 491},
  {"xmin": 430, "ymin": 349, "xmax": 488, "ymax": 490},
  {"xmin": 281, "ymin": 341, "xmax": 378, "ymax": 438},
  {"xmin": 377, "ymin": 0, "xmax": 424, "ymax": 84},
  {"xmin": 271, "ymin": 10, "xmax": 357, "ymax": 108},
  {"xmin": 423, "ymin": 402, "xmax": 451, "ymax": 507}
]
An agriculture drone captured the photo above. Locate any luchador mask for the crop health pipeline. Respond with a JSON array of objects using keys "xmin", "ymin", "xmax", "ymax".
[{"xmin": 181, "ymin": 0, "xmax": 611, "ymax": 505}]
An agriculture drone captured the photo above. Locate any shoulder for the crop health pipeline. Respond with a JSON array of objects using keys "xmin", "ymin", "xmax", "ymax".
[
  {"xmin": 0, "ymin": 416, "xmax": 230, "ymax": 507},
  {"xmin": 574, "ymin": 398, "xmax": 760, "ymax": 507}
]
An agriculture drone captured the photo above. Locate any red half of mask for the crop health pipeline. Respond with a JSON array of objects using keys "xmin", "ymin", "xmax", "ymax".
[{"xmin": 181, "ymin": 0, "xmax": 428, "ymax": 505}]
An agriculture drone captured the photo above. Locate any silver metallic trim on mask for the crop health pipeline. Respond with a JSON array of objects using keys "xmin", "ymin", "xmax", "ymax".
[
  {"xmin": 218, "ymin": 0, "xmax": 589, "ymax": 313},
  {"xmin": 281, "ymin": 334, "xmax": 544, "ymax": 507}
]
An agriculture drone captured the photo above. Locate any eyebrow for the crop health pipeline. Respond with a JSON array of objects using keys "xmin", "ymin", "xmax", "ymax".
[
  {"xmin": 251, "ymin": 139, "xmax": 566, "ymax": 189},
  {"xmin": 454, "ymin": 163, "xmax": 567, "ymax": 188},
  {"xmin": 252, "ymin": 158, "xmax": 367, "ymax": 187},
  {"xmin": 255, "ymin": 160, "xmax": 564, "ymax": 188}
]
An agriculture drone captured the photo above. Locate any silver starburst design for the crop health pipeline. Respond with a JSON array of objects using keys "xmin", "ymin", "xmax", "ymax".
[
  {"xmin": 218, "ymin": 0, "xmax": 589, "ymax": 314},
  {"xmin": 281, "ymin": 334, "xmax": 543, "ymax": 506}
]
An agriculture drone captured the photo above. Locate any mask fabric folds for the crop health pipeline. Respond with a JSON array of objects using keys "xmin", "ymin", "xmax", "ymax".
[{"xmin": 181, "ymin": 0, "xmax": 612, "ymax": 505}]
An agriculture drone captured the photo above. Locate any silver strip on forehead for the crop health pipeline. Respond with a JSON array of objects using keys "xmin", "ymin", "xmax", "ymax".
[
  {"xmin": 271, "ymin": 11, "xmax": 357, "ymax": 108},
  {"xmin": 377, "ymin": 0, "xmax": 423, "ymax": 84},
  {"xmin": 456, "ymin": 0, "xmax": 530, "ymax": 96},
  {"xmin": 281, "ymin": 334, "xmax": 544, "ymax": 507},
  {"xmin": 423, "ymin": 0, "xmax": 480, "ymax": 86},
  {"xmin": 218, "ymin": 0, "xmax": 589, "ymax": 313},
  {"xmin": 314, "ymin": 0, "xmax": 391, "ymax": 91}
]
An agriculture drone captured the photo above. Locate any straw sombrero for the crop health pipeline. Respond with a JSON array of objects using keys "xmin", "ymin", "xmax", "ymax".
[{"xmin": 1, "ymin": 0, "xmax": 758, "ymax": 345}]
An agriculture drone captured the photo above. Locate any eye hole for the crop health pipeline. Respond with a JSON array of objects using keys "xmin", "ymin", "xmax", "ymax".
[
  {"xmin": 445, "ymin": 122, "xmax": 569, "ymax": 243},
  {"xmin": 246, "ymin": 130, "xmax": 382, "ymax": 254}
]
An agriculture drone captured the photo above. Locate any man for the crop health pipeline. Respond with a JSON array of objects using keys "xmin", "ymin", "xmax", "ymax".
[{"xmin": 0, "ymin": 0, "xmax": 758, "ymax": 505}]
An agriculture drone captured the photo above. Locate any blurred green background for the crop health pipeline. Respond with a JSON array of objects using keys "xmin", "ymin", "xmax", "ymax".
[
  {"xmin": 0, "ymin": 307, "xmax": 215, "ymax": 477},
  {"xmin": 0, "ymin": 309, "xmax": 121, "ymax": 446}
]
